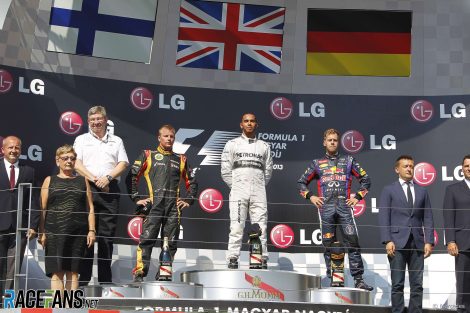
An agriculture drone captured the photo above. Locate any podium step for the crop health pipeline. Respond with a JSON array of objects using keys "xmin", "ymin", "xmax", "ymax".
[
  {"xmin": 181, "ymin": 269, "xmax": 321, "ymax": 302},
  {"xmin": 311, "ymin": 287, "xmax": 372, "ymax": 304}
]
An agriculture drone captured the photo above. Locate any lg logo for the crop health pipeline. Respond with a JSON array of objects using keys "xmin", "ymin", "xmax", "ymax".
[
  {"xmin": 341, "ymin": 130, "xmax": 364, "ymax": 154},
  {"xmin": 341, "ymin": 130, "xmax": 396, "ymax": 153},
  {"xmin": 270, "ymin": 97, "xmax": 293, "ymax": 120},
  {"xmin": 411, "ymin": 100, "xmax": 467, "ymax": 121},
  {"xmin": 127, "ymin": 217, "xmax": 143, "ymax": 243},
  {"xmin": 130, "ymin": 87, "xmax": 185, "ymax": 111},
  {"xmin": 130, "ymin": 87, "xmax": 153, "ymax": 110},
  {"xmin": 198, "ymin": 188, "xmax": 223, "ymax": 213},
  {"xmin": 353, "ymin": 199, "xmax": 366, "ymax": 217},
  {"xmin": 270, "ymin": 224, "xmax": 294, "ymax": 249},
  {"xmin": 411, "ymin": 100, "xmax": 433, "ymax": 122},
  {"xmin": 0, "ymin": 69, "xmax": 45, "ymax": 95},
  {"xmin": 269, "ymin": 97, "xmax": 325, "ymax": 120},
  {"xmin": 127, "ymin": 218, "xmax": 184, "ymax": 243},
  {"xmin": 0, "ymin": 69, "xmax": 13, "ymax": 93},
  {"xmin": 414, "ymin": 162, "xmax": 437, "ymax": 186},
  {"xmin": 59, "ymin": 111, "xmax": 83, "ymax": 135}
]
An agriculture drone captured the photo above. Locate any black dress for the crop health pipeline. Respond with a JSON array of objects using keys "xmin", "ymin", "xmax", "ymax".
[{"xmin": 44, "ymin": 175, "xmax": 88, "ymax": 277}]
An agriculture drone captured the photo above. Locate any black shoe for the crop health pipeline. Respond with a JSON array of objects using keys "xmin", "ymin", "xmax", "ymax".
[
  {"xmin": 354, "ymin": 278, "xmax": 373, "ymax": 291},
  {"xmin": 262, "ymin": 257, "xmax": 268, "ymax": 269},
  {"xmin": 134, "ymin": 273, "xmax": 144, "ymax": 283},
  {"xmin": 228, "ymin": 257, "xmax": 239, "ymax": 269}
]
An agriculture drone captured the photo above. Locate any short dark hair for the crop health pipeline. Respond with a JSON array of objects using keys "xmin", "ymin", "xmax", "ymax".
[
  {"xmin": 462, "ymin": 155, "xmax": 470, "ymax": 165},
  {"xmin": 395, "ymin": 155, "xmax": 414, "ymax": 168},
  {"xmin": 241, "ymin": 113, "xmax": 257, "ymax": 122}
]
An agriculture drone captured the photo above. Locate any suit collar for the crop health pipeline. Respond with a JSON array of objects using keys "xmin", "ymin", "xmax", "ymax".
[{"xmin": 393, "ymin": 180, "xmax": 409, "ymax": 205}]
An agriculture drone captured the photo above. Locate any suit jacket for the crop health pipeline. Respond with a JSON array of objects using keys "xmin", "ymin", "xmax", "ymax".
[
  {"xmin": 0, "ymin": 158, "xmax": 39, "ymax": 231},
  {"xmin": 443, "ymin": 181, "xmax": 470, "ymax": 251},
  {"xmin": 379, "ymin": 180, "xmax": 434, "ymax": 249}
]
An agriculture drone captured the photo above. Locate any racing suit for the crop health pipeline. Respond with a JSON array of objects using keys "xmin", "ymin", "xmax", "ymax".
[
  {"xmin": 221, "ymin": 134, "xmax": 273, "ymax": 260},
  {"xmin": 127, "ymin": 146, "xmax": 198, "ymax": 277},
  {"xmin": 297, "ymin": 153, "xmax": 370, "ymax": 278}
]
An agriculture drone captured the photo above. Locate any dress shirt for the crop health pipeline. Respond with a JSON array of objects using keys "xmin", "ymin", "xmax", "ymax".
[
  {"xmin": 465, "ymin": 178, "xmax": 470, "ymax": 190},
  {"xmin": 3, "ymin": 158, "xmax": 19, "ymax": 186},
  {"xmin": 399, "ymin": 178, "xmax": 415, "ymax": 205}
]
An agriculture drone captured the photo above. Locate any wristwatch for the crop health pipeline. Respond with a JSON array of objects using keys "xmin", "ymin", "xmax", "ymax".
[{"xmin": 106, "ymin": 175, "xmax": 113, "ymax": 182}]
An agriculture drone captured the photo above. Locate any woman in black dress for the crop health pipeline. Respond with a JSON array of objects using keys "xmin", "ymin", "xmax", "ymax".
[{"xmin": 38, "ymin": 144, "xmax": 95, "ymax": 291}]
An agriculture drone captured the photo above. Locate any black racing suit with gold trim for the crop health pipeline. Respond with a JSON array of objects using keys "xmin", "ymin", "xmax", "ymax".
[{"xmin": 127, "ymin": 146, "xmax": 198, "ymax": 277}]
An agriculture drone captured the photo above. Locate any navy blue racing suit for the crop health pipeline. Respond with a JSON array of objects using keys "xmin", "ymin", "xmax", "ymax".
[{"xmin": 297, "ymin": 153, "xmax": 371, "ymax": 278}]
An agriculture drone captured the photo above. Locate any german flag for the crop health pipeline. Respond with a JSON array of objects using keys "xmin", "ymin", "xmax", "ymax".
[{"xmin": 306, "ymin": 9, "xmax": 412, "ymax": 76}]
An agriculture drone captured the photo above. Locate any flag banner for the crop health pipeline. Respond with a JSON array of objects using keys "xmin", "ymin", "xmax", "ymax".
[
  {"xmin": 47, "ymin": 0, "xmax": 157, "ymax": 63},
  {"xmin": 306, "ymin": 9, "xmax": 412, "ymax": 76},
  {"xmin": 0, "ymin": 0, "xmax": 12, "ymax": 30},
  {"xmin": 176, "ymin": 0, "xmax": 285, "ymax": 73}
]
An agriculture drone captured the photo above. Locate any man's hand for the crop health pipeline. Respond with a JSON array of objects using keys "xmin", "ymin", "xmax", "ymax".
[
  {"xmin": 346, "ymin": 197, "xmax": 359, "ymax": 207},
  {"xmin": 27, "ymin": 228, "xmax": 37, "ymax": 239},
  {"xmin": 386, "ymin": 241, "xmax": 396, "ymax": 257},
  {"xmin": 95, "ymin": 176, "xmax": 110, "ymax": 189},
  {"xmin": 424, "ymin": 243, "xmax": 433, "ymax": 258},
  {"xmin": 309, "ymin": 195, "xmax": 324, "ymax": 209},
  {"xmin": 447, "ymin": 242, "xmax": 459, "ymax": 256},
  {"xmin": 177, "ymin": 199, "xmax": 190, "ymax": 210},
  {"xmin": 136, "ymin": 198, "xmax": 152, "ymax": 206}
]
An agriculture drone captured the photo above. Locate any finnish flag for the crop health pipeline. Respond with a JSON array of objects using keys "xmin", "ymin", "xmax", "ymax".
[{"xmin": 47, "ymin": 0, "xmax": 157, "ymax": 63}]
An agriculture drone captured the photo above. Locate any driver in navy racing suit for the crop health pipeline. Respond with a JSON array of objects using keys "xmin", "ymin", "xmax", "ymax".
[{"xmin": 297, "ymin": 128, "xmax": 373, "ymax": 291}]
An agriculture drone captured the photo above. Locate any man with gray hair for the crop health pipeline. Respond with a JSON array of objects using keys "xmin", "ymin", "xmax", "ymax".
[
  {"xmin": 0, "ymin": 136, "xmax": 39, "ymax": 299},
  {"xmin": 74, "ymin": 106, "xmax": 129, "ymax": 286}
]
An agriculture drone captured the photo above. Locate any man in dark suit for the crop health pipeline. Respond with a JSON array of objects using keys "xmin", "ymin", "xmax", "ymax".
[
  {"xmin": 379, "ymin": 155, "xmax": 434, "ymax": 313},
  {"xmin": 0, "ymin": 136, "xmax": 39, "ymax": 299},
  {"xmin": 443, "ymin": 155, "xmax": 470, "ymax": 313}
]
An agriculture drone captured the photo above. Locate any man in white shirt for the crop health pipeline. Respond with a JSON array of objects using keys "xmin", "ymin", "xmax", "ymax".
[
  {"xmin": 0, "ymin": 136, "xmax": 38, "ymax": 299},
  {"xmin": 74, "ymin": 106, "xmax": 128, "ymax": 286}
]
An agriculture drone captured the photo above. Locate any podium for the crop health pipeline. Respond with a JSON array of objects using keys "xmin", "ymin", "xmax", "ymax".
[
  {"xmin": 181, "ymin": 269, "xmax": 320, "ymax": 302},
  {"xmin": 82, "ymin": 269, "xmax": 373, "ymax": 307}
]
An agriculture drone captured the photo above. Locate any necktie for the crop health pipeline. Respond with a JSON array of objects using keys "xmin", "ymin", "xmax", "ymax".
[
  {"xmin": 406, "ymin": 181, "xmax": 413, "ymax": 208},
  {"xmin": 10, "ymin": 164, "xmax": 15, "ymax": 189}
]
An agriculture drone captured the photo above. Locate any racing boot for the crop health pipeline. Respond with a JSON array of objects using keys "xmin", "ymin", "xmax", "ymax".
[
  {"xmin": 262, "ymin": 256, "xmax": 268, "ymax": 269},
  {"xmin": 354, "ymin": 275, "xmax": 373, "ymax": 291},
  {"xmin": 228, "ymin": 257, "xmax": 239, "ymax": 269},
  {"xmin": 134, "ymin": 272, "xmax": 144, "ymax": 283}
]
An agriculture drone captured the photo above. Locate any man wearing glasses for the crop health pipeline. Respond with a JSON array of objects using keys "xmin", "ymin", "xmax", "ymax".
[{"xmin": 73, "ymin": 106, "xmax": 129, "ymax": 286}]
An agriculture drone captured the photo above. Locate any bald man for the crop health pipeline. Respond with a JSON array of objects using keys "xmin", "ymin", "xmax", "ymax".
[{"xmin": 0, "ymin": 136, "xmax": 39, "ymax": 299}]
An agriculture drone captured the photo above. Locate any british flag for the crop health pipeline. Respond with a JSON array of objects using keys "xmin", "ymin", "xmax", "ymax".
[{"xmin": 176, "ymin": 0, "xmax": 285, "ymax": 73}]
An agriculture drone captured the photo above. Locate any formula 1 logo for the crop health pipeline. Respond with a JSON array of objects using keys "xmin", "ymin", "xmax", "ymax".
[
  {"xmin": 0, "ymin": 69, "xmax": 13, "ymax": 93},
  {"xmin": 59, "ymin": 111, "xmax": 83, "ymax": 135},
  {"xmin": 352, "ymin": 199, "xmax": 366, "ymax": 217},
  {"xmin": 270, "ymin": 97, "xmax": 293, "ymax": 120},
  {"xmin": 174, "ymin": 129, "xmax": 239, "ymax": 166},
  {"xmin": 411, "ymin": 100, "xmax": 433, "ymax": 122},
  {"xmin": 127, "ymin": 217, "xmax": 143, "ymax": 243},
  {"xmin": 198, "ymin": 188, "xmax": 223, "ymax": 213},
  {"xmin": 130, "ymin": 87, "xmax": 153, "ymax": 110},
  {"xmin": 414, "ymin": 162, "xmax": 437, "ymax": 186},
  {"xmin": 341, "ymin": 130, "xmax": 364, "ymax": 154},
  {"xmin": 270, "ymin": 224, "xmax": 294, "ymax": 249}
]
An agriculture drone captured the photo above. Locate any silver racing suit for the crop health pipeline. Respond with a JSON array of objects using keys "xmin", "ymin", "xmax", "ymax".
[{"xmin": 221, "ymin": 134, "xmax": 273, "ymax": 259}]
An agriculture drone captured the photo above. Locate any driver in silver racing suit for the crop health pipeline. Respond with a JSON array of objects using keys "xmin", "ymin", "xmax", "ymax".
[{"xmin": 221, "ymin": 113, "xmax": 273, "ymax": 269}]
